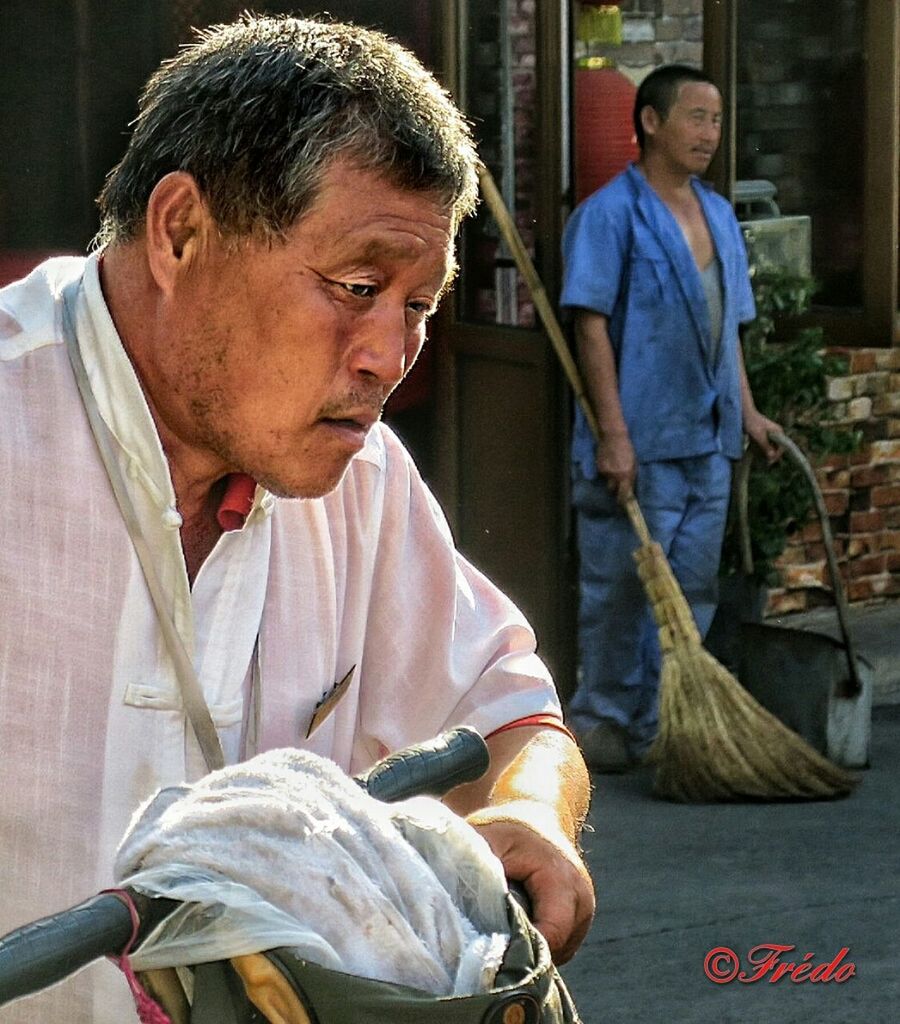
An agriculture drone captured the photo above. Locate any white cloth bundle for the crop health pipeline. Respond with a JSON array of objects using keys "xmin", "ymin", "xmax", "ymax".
[{"xmin": 115, "ymin": 748, "xmax": 511, "ymax": 996}]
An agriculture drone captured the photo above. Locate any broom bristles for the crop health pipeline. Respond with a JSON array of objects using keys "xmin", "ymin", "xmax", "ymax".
[{"xmin": 635, "ymin": 541, "xmax": 859, "ymax": 802}]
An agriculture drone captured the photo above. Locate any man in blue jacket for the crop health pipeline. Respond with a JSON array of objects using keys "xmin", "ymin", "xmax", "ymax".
[{"xmin": 561, "ymin": 64, "xmax": 780, "ymax": 771}]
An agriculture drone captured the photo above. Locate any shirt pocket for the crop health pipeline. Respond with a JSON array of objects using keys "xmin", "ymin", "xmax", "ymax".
[{"xmin": 629, "ymin": 254, "xmax": 673, "ymax": 312}]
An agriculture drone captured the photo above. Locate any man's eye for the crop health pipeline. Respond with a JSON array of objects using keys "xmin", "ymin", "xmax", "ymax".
[{"xmin": 339, "ymin": 282, "xmax": 377, "ymax": 299}]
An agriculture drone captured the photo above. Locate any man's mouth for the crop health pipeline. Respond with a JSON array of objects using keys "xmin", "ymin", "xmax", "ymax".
[{"xmin": 318, "ymin": 411, "xmax": 379, "ymax": 445}]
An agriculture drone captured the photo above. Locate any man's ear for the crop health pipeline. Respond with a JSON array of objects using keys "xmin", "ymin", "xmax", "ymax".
[
  {"xmin": 640, "ymin": 104, "xmax": 661, "ymax": 143},
  {"xmin": 144, "ymin": 171, "xmax": 213, "ymax": 294}
]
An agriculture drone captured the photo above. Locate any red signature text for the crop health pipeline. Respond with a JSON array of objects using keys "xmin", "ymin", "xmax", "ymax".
[{"xmin": 704, "ymin": 944, "xmax": 856, "ymax": 985}]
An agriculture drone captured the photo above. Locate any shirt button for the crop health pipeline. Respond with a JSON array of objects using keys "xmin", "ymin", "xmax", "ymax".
[{"xmin": 162, "ymin": 506, "xmax": 183, "ymax": 529}]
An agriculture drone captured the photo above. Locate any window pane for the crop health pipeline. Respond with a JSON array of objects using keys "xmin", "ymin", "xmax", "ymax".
[
  {"xmin": 736, "ymin": 0, "xmax": 865, "ymax": 308},
  {"xmin": 458, "ymin": 0, "xmax": 537, "ymax": 328}
]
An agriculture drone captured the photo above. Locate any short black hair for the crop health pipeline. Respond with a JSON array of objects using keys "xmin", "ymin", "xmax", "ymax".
[
  {"xmin": 96, "ymin": 14, "xmax": 479, "ymax": 246},
  {"xmin": 633, "ymin": 64, "xmax": 717, "ymax": 150}
]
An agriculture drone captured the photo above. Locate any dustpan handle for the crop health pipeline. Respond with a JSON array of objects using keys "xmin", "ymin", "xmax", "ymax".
[{"xmin": 760, "ymin": 431, "xmax": 863, "ymax": 697}]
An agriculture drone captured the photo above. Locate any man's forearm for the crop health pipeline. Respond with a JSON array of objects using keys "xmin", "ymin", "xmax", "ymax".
[
  {"xmin": 737, "ymin": 339, "xmax": 758, "ymax": 423},
  {"xmin": 444, "ymin": 726, "xmax": 590, "ymax": 844},
  {"xmin": 575, "ymin": 309, "xmax": 627, "ymax": 439},
  {"xmin": 575, "ymin": 308, "xmax": 636, "ymax": 496},
  {"xmin": 446, "ymin": 726, "xmax": 595, "ymax": 963}
]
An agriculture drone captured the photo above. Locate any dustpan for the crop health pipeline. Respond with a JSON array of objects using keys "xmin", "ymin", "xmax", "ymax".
[{"xmin": 731, "ymin": 431, "xmax": 872, "ymax": 768}]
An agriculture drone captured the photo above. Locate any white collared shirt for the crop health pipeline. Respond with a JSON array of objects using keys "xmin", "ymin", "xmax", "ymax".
[{"xmin": 0, "ymin": 256, "xmax": 560, "ymax": 1023}]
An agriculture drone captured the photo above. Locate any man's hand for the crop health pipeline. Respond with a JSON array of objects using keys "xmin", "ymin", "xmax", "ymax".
[
  {"xmin": 738, "ymin": 342, "xmax": 782, "ymax": 464},
  {"xmin": 444, "ymin": 727, "xmax": 595, "ymax": 964},
  {"xmin": 466, "ymin": 801, "xmax": 595, "ymax": 964},
  {"xmin": 596, "ymin": 429, "xmax": 636, "ymax": 502},
  {"xmin": 744, "ymin": 408, "xmax": 783, "ymax": 464}
]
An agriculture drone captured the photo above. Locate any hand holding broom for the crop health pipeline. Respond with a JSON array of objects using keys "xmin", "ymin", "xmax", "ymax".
[{"xmin": 476, "ymin": 163, "xmax": 857, "ymax": 801}]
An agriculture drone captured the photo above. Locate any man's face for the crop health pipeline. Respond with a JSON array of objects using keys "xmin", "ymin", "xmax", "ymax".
[
  {"xmin": 161, "ymin": 161, "xmax": 454, "ymax": 498},
  {"xmin": 647, "ymin": 81, "xmax": 723, "ymax": 175}
]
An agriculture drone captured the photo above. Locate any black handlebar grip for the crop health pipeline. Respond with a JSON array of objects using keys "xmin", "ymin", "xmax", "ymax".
[
  {"xmin": 358, "ymin": 725, "xmax": 491, "ymax": 803},
  {"xmin": 0, "ymin": 890, "xmax": 179, "ymax": 1008},
  {"xmin": 0, "ymin": 893, "xmax": 134, "ymax": 1006}
]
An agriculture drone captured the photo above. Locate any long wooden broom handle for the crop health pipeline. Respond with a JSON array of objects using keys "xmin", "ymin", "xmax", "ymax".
[{"xmin": 477, "ymin": 163, "xmax": 652, "ymax": 545}]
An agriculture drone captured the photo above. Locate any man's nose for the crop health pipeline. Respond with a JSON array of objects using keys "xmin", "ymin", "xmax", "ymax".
[
  {"xmin": 702, "ymin": 117, "xmax": 721, "ymax": 142},
  {"xmin": 347, "ymin": 307, "xmax": 412, "ymax": 387}
]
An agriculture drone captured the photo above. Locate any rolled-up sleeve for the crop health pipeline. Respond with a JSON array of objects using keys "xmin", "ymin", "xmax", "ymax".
[
  {"xmin": 561, "ymin": 197, "xmax": 630, "ymax": 316},
  {"xmin": 356, "ymin": 428, "xmax": 561, "ymax": 755}
]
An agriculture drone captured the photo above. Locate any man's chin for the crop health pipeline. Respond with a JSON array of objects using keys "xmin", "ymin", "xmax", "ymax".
[{"xmin": 256, "ymin": 460, "xmax": 353, "ymax": 501}]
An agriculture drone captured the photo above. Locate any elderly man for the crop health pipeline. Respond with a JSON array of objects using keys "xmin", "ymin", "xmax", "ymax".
[{"xmin": 0, "ymin": 16, "xmax": 592, "ymax": 1023}]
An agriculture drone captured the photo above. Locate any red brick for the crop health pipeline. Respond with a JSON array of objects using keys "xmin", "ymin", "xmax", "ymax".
[
  {"xmin": 781, "ymin": 563, "xmax": 828, "ymax": 589},
  {"xmin": 848, "ymin": 578, "xmax": 874, "ymax": 601},
  {"xmin": 764, "ymin": 589, "xmax": 808, "ymax": 616},
  {"xmin": 805, "ymin": 538, "xmax": 846, "ymax": 561},
  {"xmin": 879, "ymin": 531, "xmax": 900, "ymax": 551},
  {"xmin": 850, "ymin": 464, "xmax": 890, "ymax": 488},
  {"xmin": 821, "ymin": 490, "xmax": 849, "ymax": 515},
  {"xmin": 846, "ymin": 536, "xmax": 873, "ymax": 558},
  {"xmin": 871, "ymin": 484, "xmax": 900, "ymax": 507},
  {"xmin": 887, "ymin": 552, "xmax": 900, "ymax": 572},
  {"xmin": 799, "ymin": 521, "xmax": 824, "ymax": 543},
  {"xmin": 816, "ymin": 467, "xmax": 851, "ymax": 488},
  {"xmin": 868, "ymin": 440, "xmax": 900, "ymax": 464},
  {"xmin": 850, "ymin": 350, "xmax": 877, "ymax": 373},
  {"xmin": 820, "ymin": 452, "xmax": 851, "ymax": 470},
  {"xmin": 850, "ymin": 510, "xmax": 884, "ymax": 532},
  {"xmin": 849, "ymin": 553, "xmax": 886, "ymax": 578},
  {"xmin": 870, "ymin": 573, "xmax": 900, "ymax": 597},
  {"xmin": 775, "ymin": 545, "xmax": 809, "ymax": 566},
  {"xmin": 885, "ymin": 508, "xmax": 900, "ymax": 529}
]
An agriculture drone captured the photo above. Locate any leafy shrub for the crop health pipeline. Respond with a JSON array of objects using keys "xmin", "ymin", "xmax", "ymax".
[{"xmin": 721, "ymin": 266, "xmax": 860, "ymax": 584}]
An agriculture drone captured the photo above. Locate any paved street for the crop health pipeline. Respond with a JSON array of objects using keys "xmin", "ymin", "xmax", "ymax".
[{"xmin": 560, "ymin": 705, "xmax": 900, "ymax": 1023}]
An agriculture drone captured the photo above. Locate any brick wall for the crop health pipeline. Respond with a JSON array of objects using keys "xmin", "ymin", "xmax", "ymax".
[
  {"xmin": 575, "ymin": 0, "xmax": 703, "ymax": 80},
  {"xmin": 766, "ymin": 347, "xmax": 900, "ymax": 616}
]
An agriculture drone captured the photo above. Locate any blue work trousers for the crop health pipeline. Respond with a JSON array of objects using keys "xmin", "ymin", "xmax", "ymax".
[{"xmin": 569, "ymin": 453, "xmax": 732, "ymax": 755}]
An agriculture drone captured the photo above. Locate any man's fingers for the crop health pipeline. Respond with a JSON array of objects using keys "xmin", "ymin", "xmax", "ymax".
[
  {"xmin": 472, "ymin": 819, "xmax": 596, "ymax": 963},
  {"xmin": 526, "ymin": 861, "xmax": 595, "ymax": 963}
]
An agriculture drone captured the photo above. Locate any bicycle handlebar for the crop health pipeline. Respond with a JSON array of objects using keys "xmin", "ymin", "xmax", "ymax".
[{"xmin": 0, "ymin": 725, "xmax": 490, "ymax": 1007}]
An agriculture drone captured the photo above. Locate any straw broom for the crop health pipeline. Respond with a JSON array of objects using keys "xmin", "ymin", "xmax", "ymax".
[{"xmin": 477, "ymin": 164, "xmax": 857, "ymax": 801}]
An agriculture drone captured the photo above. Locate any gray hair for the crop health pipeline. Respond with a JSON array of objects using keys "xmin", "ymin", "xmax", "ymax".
[{"xmin": 95, "ymin": 14, "xmax": 479, "ymax": 247}]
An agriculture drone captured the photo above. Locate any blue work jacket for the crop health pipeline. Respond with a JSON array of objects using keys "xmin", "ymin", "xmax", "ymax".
[{"xmin": 561, "ymin": 164, "xmax": 755, "ymax": 477}]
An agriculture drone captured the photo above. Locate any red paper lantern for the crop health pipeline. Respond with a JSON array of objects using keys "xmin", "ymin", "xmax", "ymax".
[{"xmin": 574, "ymin": 61, "xmax": 639, "ymax": 204}]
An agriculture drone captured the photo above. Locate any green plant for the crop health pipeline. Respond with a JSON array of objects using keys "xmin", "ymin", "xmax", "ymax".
[{"xmin": 720, "ymin": 264, "xmax": 861, "ymax": 584}]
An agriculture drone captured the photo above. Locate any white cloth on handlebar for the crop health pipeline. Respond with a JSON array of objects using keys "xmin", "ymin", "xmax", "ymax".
[{"xmin": 114, "ymin": 748, "xmax": 511, "ymax": 996}]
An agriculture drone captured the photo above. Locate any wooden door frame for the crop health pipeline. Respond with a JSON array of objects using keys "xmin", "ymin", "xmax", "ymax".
[{"xmin": 431, "ymin": 0, "xmax": 576, "ymax": 690}]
